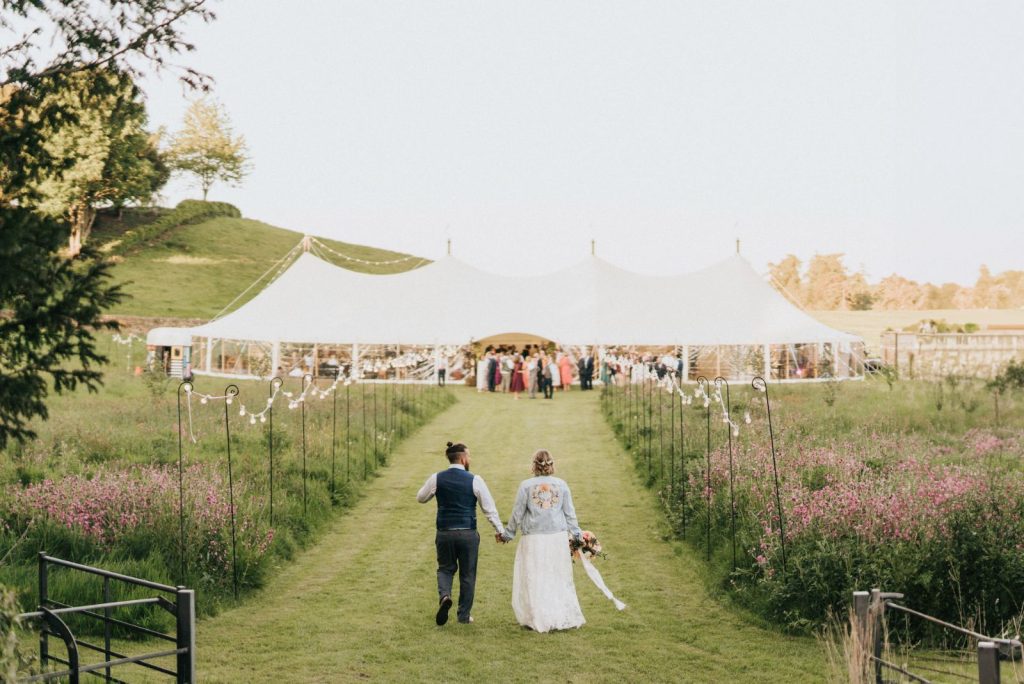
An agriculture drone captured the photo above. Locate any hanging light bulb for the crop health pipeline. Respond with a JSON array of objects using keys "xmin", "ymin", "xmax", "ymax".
[
  {"xmin": 226, "ymin": 397, "xmax": 233, "ymax": 405},
  {"xmin": 249, "ymin": 416, "xmax": 257, "ymax": 425},
  {"xmin": 288, "ymin": 401, "xmax": 297, "ymax": 410},
  {"xmin": 260, "ymin": 415, "xmax": 267, "ymax": 424},
  {"xmin": 732, "ymin": 427, "xmax": 740, "ymax": 438},
  {"xmin": 703, "ymin": 399, "xmax": 709, "ymax": 408},
  {"xmin": 200, "ymin": 397, "xmax": 208, "ymax": 405},
  {"xmin": 267, "ymin": 398, "xmax": 274, "ymax": 406},
  {"xmin": 744, "ymin": 411, "xmax": 752, "ymax": 424},
  {"xmin": 239, "ymin": 407, "xmax": 246, "ymax": 416},
  {"xmin": 185, "ymin": 385, "xmax": 193, "ymax": 394}
]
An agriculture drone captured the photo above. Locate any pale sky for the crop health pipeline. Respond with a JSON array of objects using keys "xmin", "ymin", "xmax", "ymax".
[{"xmin": 140, "ymin": 1, "xmax": 1024, "ymax": 285}]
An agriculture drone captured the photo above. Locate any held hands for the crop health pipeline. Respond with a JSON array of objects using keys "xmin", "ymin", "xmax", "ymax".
[{"xmin": 495, "ymin": 532, "xmax": 509, "ymax": 544}]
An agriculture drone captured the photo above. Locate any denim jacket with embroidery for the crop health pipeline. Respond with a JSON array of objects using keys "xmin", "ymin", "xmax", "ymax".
[{"xmin": 501, "ymin": 476, "xmax": 581, "ymax": 541}]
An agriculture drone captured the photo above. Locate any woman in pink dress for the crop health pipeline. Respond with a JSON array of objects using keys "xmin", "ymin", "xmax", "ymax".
[
  {"xmin": 509, "ymin": 355, "xmax": 526, "ymax": 399},
  {"xmin": 558, "ymin": 353, "xmax": 573, "ymax": 391}
]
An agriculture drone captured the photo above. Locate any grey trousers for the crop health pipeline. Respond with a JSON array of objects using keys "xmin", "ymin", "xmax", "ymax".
[{"xmin": 436, "ymin": 529, "xmax": 480, "ymax": 622}]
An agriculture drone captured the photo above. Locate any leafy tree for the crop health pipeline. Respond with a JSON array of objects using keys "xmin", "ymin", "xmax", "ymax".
[
  {"xmin": 844, "ymin": 271, "xmax": 873, "ymax": 310},
  {"xmin": 847, "ymin": 290, "xmax": 874, "ymax": 311},
  {"xmin": 0, "ymin": 0, "xmax": 213, "ymax": 448},
  {"xmin": 768, "ymin": 254, "xmax": 804, "ymax": 306},
  {"xmin": 167, "ymin": 97, "xmax": 250, "ymax": 200},
  {"xmin": 804, "ymin": 253, "xmax": 848, "ymax": 310},
  {"xmin": 27, "ymin": 70, "xmax": 169, "ymax": 255},
  {"xmin": 873, "ymin": 274, "xmax": 925, "ymax": 310}
]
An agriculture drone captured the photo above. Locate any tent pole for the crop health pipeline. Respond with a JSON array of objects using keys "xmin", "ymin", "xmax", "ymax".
[
  {"xmin": 763, "ymin": 344, "xmax": 770, "ymax": 380},
  {"xmin": 271, "ymin": 341, "xmax": 280, "ymax": 376},
  {"xmin": 205, "ymin": 337, "xmax": 212, "ymax": 373},
  {"xmin": 682, "ymin": 345, "xmax": 690, "ymax": 381}
]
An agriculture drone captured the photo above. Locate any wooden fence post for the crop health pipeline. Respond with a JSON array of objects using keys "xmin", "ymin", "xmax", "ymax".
[{"xmin": 978, "ymin": 641, "xmax": 1000, "ymax": 684}]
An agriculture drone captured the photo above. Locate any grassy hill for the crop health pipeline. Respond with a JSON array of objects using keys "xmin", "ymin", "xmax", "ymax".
[{"xmin": 98, "ymin": 208, "xmax": 426, "ymax": 319}]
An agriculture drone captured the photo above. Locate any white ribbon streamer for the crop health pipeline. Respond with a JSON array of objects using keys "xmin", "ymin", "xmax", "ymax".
[{"xmin": 578, "ymin": 553, "xmax": 627, "ymax": 611}]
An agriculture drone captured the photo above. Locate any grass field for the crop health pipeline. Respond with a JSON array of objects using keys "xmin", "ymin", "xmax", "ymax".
[
  {"xmin": 813, "ymin": 309, "xmax": 1024, "ymax": 353},
  {"xmin": 95, "ymin": 389, "xmax": 826, "ymax": 683},
  {"xmin": 103, "ymin": 212, "xmax": 426, "ymax": 319}
]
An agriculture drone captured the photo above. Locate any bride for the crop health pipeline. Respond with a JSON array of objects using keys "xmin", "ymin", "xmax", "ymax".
[{"xmin": 499, "ymin": 449, "xmax": 585, "ymax": 632}]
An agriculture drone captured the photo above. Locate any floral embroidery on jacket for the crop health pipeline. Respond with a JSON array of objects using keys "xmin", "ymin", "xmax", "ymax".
[{"xmin": 530, "ymin": 483, "xmax": 560, "ymax": 509}]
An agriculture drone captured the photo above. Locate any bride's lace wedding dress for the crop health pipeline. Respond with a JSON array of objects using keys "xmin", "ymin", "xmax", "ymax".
[{"xmin": 512, "ymin": 530, "xmax": 585, "ymax": 632}]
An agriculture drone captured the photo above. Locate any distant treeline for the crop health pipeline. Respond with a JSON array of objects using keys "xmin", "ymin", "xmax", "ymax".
[{"xmin": 769, "ymin": 253, "xmax": 1024, "ymax": 311}]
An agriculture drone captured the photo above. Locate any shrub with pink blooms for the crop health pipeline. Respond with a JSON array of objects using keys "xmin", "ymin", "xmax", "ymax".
[
  {"xmin": 1, "ymin": 464, "xmax": 275, "ymax": 596},
  {"xmin": 603, "ymin": 378, "xmax": 1024, "ymax": 638},
  {"xmin": 0, "ymin": 368, "xmax": 455, "ymax": 631}
]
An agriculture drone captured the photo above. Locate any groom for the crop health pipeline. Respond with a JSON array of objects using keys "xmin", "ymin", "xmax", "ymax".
[{"xmin": 416, "ymin": 441, "xmax": 505, "ymax": 625}]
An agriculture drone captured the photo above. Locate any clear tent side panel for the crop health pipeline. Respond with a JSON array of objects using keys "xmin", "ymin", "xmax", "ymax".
[{"xmin": 195, "ymin": 338, "xmax": 274, "ymax": 378}]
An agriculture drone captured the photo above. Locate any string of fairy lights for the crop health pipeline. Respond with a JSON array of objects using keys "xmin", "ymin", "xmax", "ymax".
[
  {"xmin": 654, "ymin": 366, "xmax": 764, "ymax": 438},
  {"xmin": 182, "ymin": 370, "xmax": 358, "ymax": 442},
  {"xmin": 111, "ymin": 333, "xmax": 143, "ymax": 345},
  {"xmin": 308, "ymin": 237, "xmax": 429, "ymax": 268},
  {"xmin": 174, "ymin": 355, "xmax": 772, "ymax": 442}
]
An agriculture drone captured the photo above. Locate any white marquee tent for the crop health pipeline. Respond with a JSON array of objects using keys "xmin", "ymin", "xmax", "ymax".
[{"xmin": 148, "ymin": 250, "xmax": 864, "ymax": 382}]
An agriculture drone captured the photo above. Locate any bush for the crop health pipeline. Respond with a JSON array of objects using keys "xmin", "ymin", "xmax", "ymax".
[{"xmin": 108, "ymin": 199, "xmax": 241, "ymax": 255}]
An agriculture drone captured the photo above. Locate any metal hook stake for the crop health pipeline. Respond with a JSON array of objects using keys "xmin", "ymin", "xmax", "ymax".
[
  {"xmin": 697, "ymin": 376, "xmax": 711, "ymax": 562},
  {"xmin": 176, "ymin": 381, "xmax": 193, "ymax": 585},
  {"xmin": 715, "ymin": 377, "xmax": 737, "ymax": 573},
  {"xmin": 223, "ymin": 383, "xmax": 240, "ymax": 600},
  {"xmin": 752, "ymin": 376, "xmax": 787, "ymax": 577}
]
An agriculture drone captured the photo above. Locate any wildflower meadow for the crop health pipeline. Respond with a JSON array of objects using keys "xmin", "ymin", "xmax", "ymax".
[
  {"xmin": 602, "ymin": 375, "xmax": 1024, "ymax": 640},
  {"xmin": 0, "ymin": 343, "xmax": 455, "ymax": 634}
]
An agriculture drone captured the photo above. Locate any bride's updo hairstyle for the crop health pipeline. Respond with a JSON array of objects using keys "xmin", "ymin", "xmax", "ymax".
[
  {"xmin": 531, "ymin": 449, "xmax": 555, "ymax": 476},
  {"xmin": 445, "ymin": 441, "xmax": 467, "ymax": 463}
]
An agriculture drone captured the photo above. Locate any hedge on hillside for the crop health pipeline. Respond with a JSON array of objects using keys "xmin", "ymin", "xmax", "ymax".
[{"xmin": 108, "ymin": 200, "xmax": 241, "ymax": 255}]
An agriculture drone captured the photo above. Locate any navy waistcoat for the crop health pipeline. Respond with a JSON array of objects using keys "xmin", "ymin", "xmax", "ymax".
[{"xmin": 436, "ymin": 468, "xmax": 477, "ymax": 530}]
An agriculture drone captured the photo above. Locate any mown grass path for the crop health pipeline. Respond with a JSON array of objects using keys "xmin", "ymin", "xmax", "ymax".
[{"xmin": 189, "ymin": 389, "xmax": 825, "ymax": 682}]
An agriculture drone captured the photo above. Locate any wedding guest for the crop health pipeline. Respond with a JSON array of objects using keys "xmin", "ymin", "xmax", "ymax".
[
  {"xmin": 558, "ymin": 353, "xmax": 573, "ymax": 391},
  {"xmin": 487, "ymin": 351, "xmax": 498, "ymax": 392},
  {"xmin": 548, "ymin": 356, "xmax": 561, "ymax": 396},
  {"xmin": 578, "ymin": 349, "xmax": 595, "ymax": 390},
  {"xmin": 509, "ymin": 354, "xmax": 526, "ymax": 399},
  {"xmin": 501, "ymin": 351, "xmax": 514, "ymax": 393},
  {"xmin": 527, "ymin": 354, "xmax": 540, "ymax": 399},
  {"xmin": 437, "ymin": 355, "xmax": 448, "ymax": 387},
  {"xmin": 476, "ymin": 354, "xmax": 489, "ymax": 393}
]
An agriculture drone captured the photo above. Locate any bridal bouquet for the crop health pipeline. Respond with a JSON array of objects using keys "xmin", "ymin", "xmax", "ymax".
[
  {"xmin": 569, "ymin": 530, "xmax": 626, "ymax": 611},
  {"xmin": 569, "ymin": 530, "xmax": 605, "ymax": 560}
]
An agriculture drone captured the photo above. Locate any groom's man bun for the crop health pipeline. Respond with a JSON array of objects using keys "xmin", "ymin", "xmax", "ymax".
[{"xmin": 445, "ymin": 441, "xmax": 468, "ymax": 462}]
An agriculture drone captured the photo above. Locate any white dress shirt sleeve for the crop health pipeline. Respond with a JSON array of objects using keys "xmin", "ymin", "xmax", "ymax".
[
  {"xmin": 473, "ymin": 475, "xmax": 504, "ymax": 534},
  {"xmin": 416, "ymin": 472, "xmax": 438, "ymax": 503}
]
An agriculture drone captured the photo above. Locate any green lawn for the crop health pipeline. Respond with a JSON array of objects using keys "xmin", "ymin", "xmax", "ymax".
[
  {"xmin": 106, "ymin": 215, "xmax": 426, "ymax": 319},
  {"xmin": 120, "ymin": 389, "xmax": 826, "ymax": 683}
]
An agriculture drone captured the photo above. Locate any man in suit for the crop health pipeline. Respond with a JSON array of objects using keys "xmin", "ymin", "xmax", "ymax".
[
  {"xmin": 578, "ymin": 349, "xmax": 595, "ymax": 390},
  {"xmin": 486, "ymin": 350, "xmax": 497, "ymax": 392}
]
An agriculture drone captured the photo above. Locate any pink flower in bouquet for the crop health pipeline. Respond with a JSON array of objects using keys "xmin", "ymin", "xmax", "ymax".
[{"xmin": 569, "ymin": 530, "xmax": 605, "ymax": 559}]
